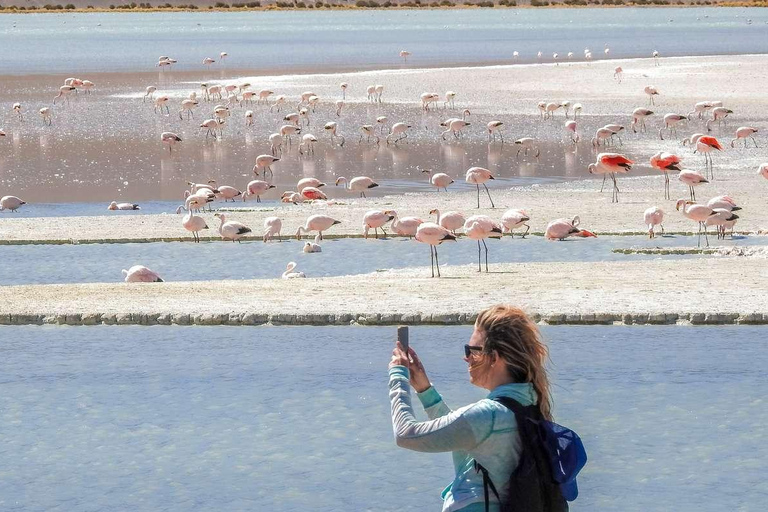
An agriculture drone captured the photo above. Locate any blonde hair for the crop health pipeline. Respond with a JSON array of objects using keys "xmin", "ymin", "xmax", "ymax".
[{"xmin": 475, "ymin": 305, "xmax": 553, "ymax": 420}]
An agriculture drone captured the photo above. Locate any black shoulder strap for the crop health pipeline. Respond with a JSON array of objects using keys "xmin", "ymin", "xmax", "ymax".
[{"xmin": 475, "ymin": 460, "xmax": 500, "ymax": 512}]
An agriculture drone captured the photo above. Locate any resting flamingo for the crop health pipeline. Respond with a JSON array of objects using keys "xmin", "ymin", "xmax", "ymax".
[
  {"xmin": 214, "ymin": 213, "xmax": 252, "ymax": 242},
  {"xmin": 282, "ymin": 262, "xmax": 306, "ymax": 279},
  {"xmin": 122, "ymin": 265, "xmax": 163, "ymax": 283},
  {"xmin": 643, "ymin": 206, "xmax": 664, "ymax": 238},
  {"xmin": 545, "ymin": 216, "xmax": 596, "ymax": 240},
  {"xmin": 464, "ymin": 215, "xmax": 503, "ymax": 272},
  {"xmin": 649, "ymin": 151, "xmax": 682, "ymax": 199},
  {"xmin": 465, "ymin": 167, "xmax": 495, "ymax": 208},
  {"xmin": 303, "ymin": 234, "xmax": 322, "ymax": 253},
  {"xmin": 108, "ymin": 201, "xmax": 140, "ymax": 210},
  {"xmin": 391, "ymin": 211, "xmax": 424, "ymax": 238},
  {"xmin": 415, "ymin": 222, "xmax": 456, "ymax": 278}
]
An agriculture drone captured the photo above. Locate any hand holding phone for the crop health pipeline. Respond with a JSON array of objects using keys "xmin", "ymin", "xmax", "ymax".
[{"xmin": 397, "ymin": 325, "xmax": 409, "ymax": 354}]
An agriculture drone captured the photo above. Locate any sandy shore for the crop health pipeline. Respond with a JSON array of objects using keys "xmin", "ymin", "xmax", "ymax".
[{"xmin": 1, "ymin": 258, "xmax": 766, "ymax": 325}]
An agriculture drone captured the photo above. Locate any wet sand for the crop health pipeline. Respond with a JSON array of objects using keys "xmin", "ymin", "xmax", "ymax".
[{"xmin": 1, "ymin": 257, "xmax": 766, "ymax": 325}]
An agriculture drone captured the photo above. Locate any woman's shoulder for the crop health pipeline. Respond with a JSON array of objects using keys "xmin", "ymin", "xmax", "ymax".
[{"xmin": 457, "ymin": 398, "xmax": 516, "ymax": 424}]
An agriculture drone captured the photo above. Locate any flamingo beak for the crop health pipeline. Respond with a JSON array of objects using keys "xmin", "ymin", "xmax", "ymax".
[{"xmin": 575, "ymin": 230, "xmax": 597, "ymax": 238}]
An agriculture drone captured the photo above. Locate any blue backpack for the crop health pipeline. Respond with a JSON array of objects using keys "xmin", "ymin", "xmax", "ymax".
[{"xmin": 475, "ymin": 397, "xmax": 587, "ymax": 512}]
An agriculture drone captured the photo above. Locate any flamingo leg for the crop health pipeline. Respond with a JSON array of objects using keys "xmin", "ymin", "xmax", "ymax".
[
  {"xmin": 483, "ymin": 184, "xmax": 495, "ymax": 208},
  {"xmin": 482, "ymin": 238, "xmax": 489, "ymax": 272},
  {"xmin": 600, "ymin": 174, "xmax": 606, "ymax": 193},
  {"xmin": 476, "ymin": 240, "xmax": 482, "ymax": 272},
  {"xmin": 522, "ymin": 224, "xmax": 530, "ymax": 238},
  {"xmin": 664, "ymin": 173, "xmax": 670, "ymax": 200},
  {"xmin": 475, "ymin": 184, "xmax": 480, "ymax": 208}
]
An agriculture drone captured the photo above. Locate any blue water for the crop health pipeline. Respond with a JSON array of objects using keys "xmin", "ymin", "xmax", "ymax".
[
  {"xmin": 0, "ymin": 325, "xmax": 766, "ymax": 511},
  {"xmin": 0, "ymin": 8, "xmax": 767, "ymax": 75},
  {"xmin": 0, "ymin": 233, "xmax": 758, "ymax": 284}
]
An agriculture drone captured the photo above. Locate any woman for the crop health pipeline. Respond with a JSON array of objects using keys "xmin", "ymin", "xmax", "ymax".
[{"xmin": 388, "ymin": 305, "xmax": 553, "ymax": 512}]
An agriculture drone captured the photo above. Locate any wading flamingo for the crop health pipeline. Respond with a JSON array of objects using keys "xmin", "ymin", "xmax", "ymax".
[
  {"xmin": 161, "ymin": 132, "xmax": 182, "ymax": 152},
  {"xmin": 214, "ymin": 213, "xmax": 252, "ymax": 242},
  {"xmin": 416, "ymin": 222, "xmax": 456, "ymax": 278},
  {"xmin": 643, "ymin": 206, "xmax": 664, "ymax": 238},
  {"xmin": 253, "ymin": 154, "xmax": 280, "ymax": 176},
  {"xmin": 464, "ymin": 215, "xmax": 503, "ymax": 272},
  {"xmin": 631, "ymin": 108, "xmax": 654, "ymax": 133},
  {"xmin": 465, "ymin": 167, "xmax": 495, "ymax": 208},
  {"xmin": 391, "ymin": 211, "xmax": 424, "ymax": 238},
  {"xmin": 658, "ymin": 113, "xmax": 687, "ymax": 140},
  {"xmin": 696, "ymin": 135, "xmax": 722, "ymax": 179},
  {"xmin": 501, "ymin": 209, "xmax": 531, "ymax": 238},
  {"xmin": 644, "ymin": 85, "xmax": 659, "ymax": 105},
  {"xmin": 263, "ymin": 217, "xmax": 282, "ymax": 242},
  {"xmin": 487, "ymin": 120, "xmax": 504, "ymax": 142}
]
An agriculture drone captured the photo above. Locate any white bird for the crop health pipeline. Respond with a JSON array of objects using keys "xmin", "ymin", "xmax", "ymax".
[
  {"xmin": 214, "ymin": 213, "xmax": 252, "ymax": 242},
  {"xmin": 282, "ymin": 262, "xmax": 306, "ymax": 279},
  {"xmin": 0, "ymin": 195, "xmax": 26, "ymax": 212},
  {"xmin": 122, "ymin": 265, "xmax": 163, "ymax": 283},
  {"xmin": 303, "ymin": 234, "xmax": 322, "ymax": 253}
]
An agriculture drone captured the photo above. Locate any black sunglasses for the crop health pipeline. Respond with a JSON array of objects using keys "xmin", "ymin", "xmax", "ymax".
[{"xmin": 464, "ymin": 345, "xmax": 484, "ymax": 358}]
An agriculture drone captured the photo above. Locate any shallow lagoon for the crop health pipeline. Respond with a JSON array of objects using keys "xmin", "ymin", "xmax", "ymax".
[
  {"xmin": 0, "ymin": 233, "xmax": 759, "ymax": 284},
  {"xmin": 1, "ymin": 325, "xmax": 766, "ymax": 511}
]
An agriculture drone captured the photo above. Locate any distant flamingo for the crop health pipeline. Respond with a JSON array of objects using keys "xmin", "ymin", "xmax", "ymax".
[
  {"xmin": 53, "ymin": 85, "xmax": 76, "ymax": 105},
  {"xmin": 430, "ymin": 208, "xmax": 465, "ymax": 235},
  {"xmin": 614, "ymin": 66, "xmax": 623, "ymax": 83},
  {"xmin": 465, "ymin": 167, "xmax": 495, "ymax": 208},
  {"xmin": 363, "ymin": 210, "xmax": 395, "ymax": 239},
  {"xmin": 336, "ymin": 176, "xmax": 378, "ymax": 197},
  {"xmin": 400, "ymin": 50, "xmax": 411, "ymax": 62},
  {"xmin": 705, "ymin": 107, "xmax": 733, "ymax": 132},
  {"xmin": 296, "ymin": 215, "xmax": 341, "ymax": 240},
  {"xmin": 161, "ymin": 132, "xmax": 182, "ymax": 152},
  {"xmin": 444, "ymin": 91, "xmax": 457, "ymax": 109},
  {"xmin": 631, "ymin": 108, "xmax": 654, "ymax": 133},
  {"xmin": 359, "ymin": 125, "xmax": 379, "ymax": 144},
  {"xmin": 107, "ymin": 201, "xmax": 140, "ymax": 210},
  {"xmin": 644, "ymin": 206, "xmax": 664, "ymax": 238},
  {"xmin": 386, "ymin": 123, "xmax": 410, "ymax": 144},
  {"xmin": 340, "ymin": 82, "xmax": 348, "ymax": 99},
  {"xmin": 696, "ymin": 135, "xmax": 722, "ymax": 179},
  {"xmin": 297, "ymin": 178, "xmax": 326, "ymax": 192},
  {"xmin": 501, "ymin": 209, "xmax": 531, "ymax": 237},
  {"xmin": 416, "ymin": 222, "xmax": 456, "ymax": 278},
  {"xmin": 214, "ymin": 213, "xmax": 252, "ymax": 242},
  {"xmin": 464, "ymin": 215, "xmax": 503, "ymax": 272},
  {"xmin": 263, "ymin": 216, "xmax": 282, "ymax": 242},
  {"xmin": 678, "ymin": 169, "xmax": 708, "ymax": 201},
  {"xmin": 122, "ymin": 265, "xmax": 163, "ymax": 283},
  {"xmin": 731, "ymin": 126, "xmax": 758, "ymax": 148},
  {"xmin": 759, "ymin": 163, "xmax": 768, "ymax": 180},
  {"xmin": 259, "ymin": 89, "xmax": 274, "ymax": 104},
  {"xmin": 649, "ymin": 151, "xmax": 682, "ymax": 199},
  {"xmin": 300, "ymin": 187, "xmax": 327, "ymax": 201},
  {"xmin": 143, "ymin": 86, "xmax": 157, "ymax": 102},
  {"xmin": 203, "ymin": 57, "xmax": 215, "ymax": 67},
  {"xmin": 253, "ymin": 154, "xmax": 280, "ymax": 176},
  {"xmin": 13, "ymin": 103, "xmax": 23, "ymax": 121},
  {"xmin": 515, "ymin": 137, "xmax": 540, "ymax": 158},
  {"xmin": 653, "ymin": 50, "xmax": 660, "ymax": 65},
  {"xmin": 269, "ymin": 133, "xmax": 283, "ymax": 156},
  {"xmin": 422, "ymin": 169, "xmax": 454, "ymax": 192},
  {"xmin": 324, "ymin": 122, "xmax": 345, "ymax": 147},
  {"xmin": 179, "ymin": 98, "xmax": 199, "ymax": 120},
  {"xmin": 39, "ymin": 107, "xmax": 52, "ymax": 126},
  {"xmin": 644, "ymin": 85, "xmax": 660, "ymax": 105},
  {"xmin": 658, "ymin": 113, "xmax": 687, "ymax": 140},
  {"xmin": 487, "ymin": 120, "xmax": 504, "ymax": 142},
  {"xmin": 706, "ymin": 208, "xmax": 739, "ymax": 239},
  {"xmin": 565, "ymin": 120, "xmax": 579, "ymax": 143},
  {"xmin": 303, "ymin": 234, "xmax": 322, "ymax": 253},
  {"xmin": 200, "ymin": 118, "xmax": 225, "ymax": 139}
]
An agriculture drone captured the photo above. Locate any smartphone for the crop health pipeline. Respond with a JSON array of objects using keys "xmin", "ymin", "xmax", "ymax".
[{"xmin": 397, "ymin": 325, "xmax": 409, "ymax": 353}]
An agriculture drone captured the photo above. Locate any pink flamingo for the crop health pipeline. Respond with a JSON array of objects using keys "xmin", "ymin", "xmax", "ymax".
[
  {"xmin": 731, "ymin": 127, "xmax": 758, "ymax": 148},
  {"xmin": 487, "ymin": 120, "xmax": 504, "ymax": 143},
  {"xmin": 588, "ymin": 153, "xmax": 633, "ymax": 203},
  {"xmin": 253, "ymin": 154, "xmax": 280, "ymax": 176},
  {"xmin": 161, "ymin": 132, "xmax": 182, "ymax": 152},
  {"xmin": 0, "ymin": 196, "xmax": 26, "ymax": 212},
  {"xmin": 335, "ymin": 176, "xmax": 378, "ymax": 197},
  {"xmin": 501, "ymin": 209, "xmax": 531, "ymax": 237},
  {"xmin": 464, "ymin": 215, "xmax": 503, "ymax": 272},
  {"xmin": 416, "ymin": 222, "xmax": 456, "ymax": 277},
  {"xmin": 465, "ymin": 167, "xmax": 495, "ymax": 208},
  {"xmin": 649, "ymin": 151, "xmax": 682, "ymax": 199},
  {"xmin": 658, "ymin": 113, "xmax": 687, "ymax": 140},
  {"xmin": 677, "ymin": 169, "xmax": 708, "ymax": 201},
  {"xmin": 422, "ymin": 170, "xmax": 454, "ymax": 191},
  {"xmin": 53, "ymin": 85, "xmax": 76, "ymax": 105},
  {"xmin": 122, "ymin": 265, "xmax": 163, "ymax": 283},
  {"xmin": 296, "ymin": 214, "xmax": 341, "ymax": 240},
  {"xmin": 182, "ymin": 210, "xmax": 208, "ymax": 243},
  {"xmin": 243, "ymin": 180, "xmax": 275, "ymax": 202},
  {"xmin": 214, "ymin": 213, "xmax": 252, "ymax": 243},
  {"xmin": 631, "ymin": 108, "xmax": 654, "ymax": 133},
  {"xmin": 430, "ymin": 208, "xmax": 465, "ymax": 235},
  {"xmin": 706, "ymin": 209, "xmax": 739, "ymax": 239},
  {"xmin": 263, "ymin": 217, "xmax": 282, "ymax": 242},
  {"xmin": 644, "ymin": 85, "xmax": 660, "ymax": 105},
  {"xmin": 759, "ymin": 163, "xmax": 768, "ymax": 180},
  {"xmin": 696, "ymin": 135, "xmax": 722, "ymax": 179},
  {"xmin": 643, "ymin": 206, "xmax": 664, "ymax": 238},
  {"xmin": 363, "ymin": 210, "xmax": 395, "ymax": 239},
  {"xmin": 565, "ymin": 120, "xmax": 579, "ymax": 143},
  {"xmin": 676, "ymin": 199, "xmax": 715, "ymax": 247},
  {"xmin": 391, "ymin": 211, "xmax": 424, "ymax": 238},
  {"xmin": 545, "ymin": 216, "xmax": 597, "ymax": 240},
  {"xmin": 300, "ymin": 187, "xmax": 327, "ymax": 201},
  {"xmin": 215, "ymin": 185, "xmax": 242, "ymax": 202},
  {"xmin": 297, "ymin": 178, "xmax": 326, "ymax": 192}
]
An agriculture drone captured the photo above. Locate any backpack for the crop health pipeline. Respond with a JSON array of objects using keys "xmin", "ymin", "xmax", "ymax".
[{"xmin": 475, "ymin": 397, "xmax": 587, "ymax": 512}]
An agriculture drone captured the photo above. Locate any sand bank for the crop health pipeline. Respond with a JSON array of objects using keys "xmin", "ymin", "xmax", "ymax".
[{"xmin": 0, "ymin": 258, "xmax": 766, "ymax": 326}]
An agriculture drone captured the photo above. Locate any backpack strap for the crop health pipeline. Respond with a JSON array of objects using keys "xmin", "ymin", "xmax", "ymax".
[{"xmin": 474, "ymin": 460, "xmax": 500, "ymax": 512}]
